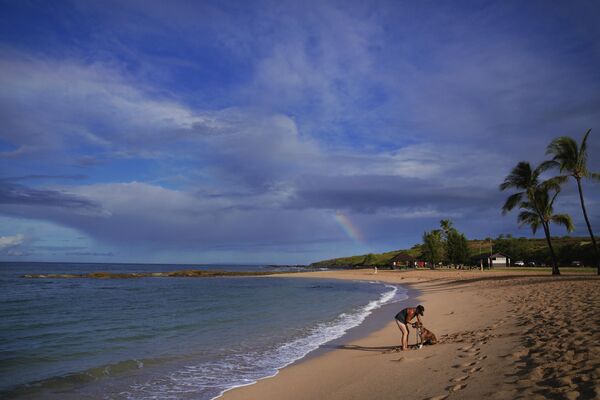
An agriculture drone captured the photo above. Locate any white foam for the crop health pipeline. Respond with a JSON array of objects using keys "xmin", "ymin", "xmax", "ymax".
[{"xmin": 125, "ymin": 283, "xmax": 407, "ymax": 400}]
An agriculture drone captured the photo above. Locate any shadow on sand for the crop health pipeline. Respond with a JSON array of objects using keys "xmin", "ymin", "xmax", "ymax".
[{"xmin": 322, "ymin": 344, "xmax": 420, "ymax": 352}]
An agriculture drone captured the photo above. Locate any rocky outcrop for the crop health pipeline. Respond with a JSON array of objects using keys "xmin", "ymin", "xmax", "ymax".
[{"xmin": 22, "ymin": 270, "xmax": 289, "ymax": 279}]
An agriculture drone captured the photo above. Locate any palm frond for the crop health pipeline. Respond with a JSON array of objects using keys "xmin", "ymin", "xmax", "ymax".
[
  {"xmin": 541, "ymin": 176, "xmax": 568, "ymax": 191},
  {"xmin": 551, "ymin": 214, "xmax": 574, "ymax": 232},
  {"xmin": 529, "ymin": 187, "xmax": 553, "ymax": 218},
  {"xmin": 546, "ymin": 136, "xmax": 578, "ymax": 173},
  {"xmin": 520, "ymin": 199, "xmax": 531, "ymax": 208},
  {"xmin": 538, "ymin": 159, "xmax": 559, "ymax": 172},
  {"xmin": 549, "ymin": 189, "xmax": 560, "ymax": 209},
  {"xmin": 579, "ymin": 128, "xmax": 591, "ymax": 161},
  {"xmin": 500, "ymin": 161, "xmax": 535, "ymax": 191},
  {"xmin": 518, "ymin": 211, "xmax": 541, "ymax": 234},
  {"xmin": 501, "ymin": 192, "xmax": 523, "ymax": 214}
]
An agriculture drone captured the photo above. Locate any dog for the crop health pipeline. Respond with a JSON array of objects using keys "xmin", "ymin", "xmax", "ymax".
[{"xmin": 413, "ymin": 323, "xmax": 438, "ymax": 346}]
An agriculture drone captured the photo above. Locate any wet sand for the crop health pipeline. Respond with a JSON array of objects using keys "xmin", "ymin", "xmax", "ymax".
[{"xmin": 221, "ymin": 269, "xmax": 600, "ymax": 400}]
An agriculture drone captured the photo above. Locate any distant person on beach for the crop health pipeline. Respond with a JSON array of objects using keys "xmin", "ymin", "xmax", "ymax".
[{"xmin": 394, "ymin": 305, "xmax": 424, "ymax": 351}]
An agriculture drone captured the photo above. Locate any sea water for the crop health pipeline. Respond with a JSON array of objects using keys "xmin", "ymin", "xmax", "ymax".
[{"xmin": 0, "ymin": 263, "xmax": 407, "ymax": 399}]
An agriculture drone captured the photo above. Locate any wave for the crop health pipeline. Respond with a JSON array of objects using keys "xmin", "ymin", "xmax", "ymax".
[
  {"xmin": 123, "ymin": 283, "xmax": 407, "ymax": 400},
  {"xmin": 0, "ymin": 357, "xmax": 174, "ymax": 399},
  {"xmin": 3, "ymin": 282, "xmax": 407, "ymax": 400}
]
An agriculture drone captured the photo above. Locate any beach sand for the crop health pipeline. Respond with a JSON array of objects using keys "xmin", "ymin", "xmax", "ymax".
[{"xmin": 222, "ymin": 269, "xmax": 600, "ymax": 400}]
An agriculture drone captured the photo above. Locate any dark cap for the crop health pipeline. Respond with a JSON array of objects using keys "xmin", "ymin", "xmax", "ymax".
[{"xmin": 416, "ymin": 305, "xmax": 425, "ymax": 316}]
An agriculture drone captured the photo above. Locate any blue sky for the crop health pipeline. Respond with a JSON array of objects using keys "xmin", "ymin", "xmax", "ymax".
[{"xmin": 1, "ymin": 0, "xmax": 599, "ymax": 264}]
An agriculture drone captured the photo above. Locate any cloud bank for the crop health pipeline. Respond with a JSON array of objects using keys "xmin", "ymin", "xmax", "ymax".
[{"xmin": 1, "ymin": 1, "xmax": 599, "ymax": 263}]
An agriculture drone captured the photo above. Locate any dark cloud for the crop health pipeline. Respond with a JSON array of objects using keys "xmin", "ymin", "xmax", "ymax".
[
  {"xmin": 1, "ymin": 1, "xmax": 599, "ymax": 263},
  {"xmin": 0, "ymin": 182, "xmax": 101, "ymax": 211},
  {"xmin": 286, "ymin": 174, "xmax": 501, "ymax": 214},
  {"xmin": 64, "ymin": 251, "xmax": 114, "ymax": 257},
  {"xmin": 2, "ymin": 174, "xmax": 87, "ymax": 182}
]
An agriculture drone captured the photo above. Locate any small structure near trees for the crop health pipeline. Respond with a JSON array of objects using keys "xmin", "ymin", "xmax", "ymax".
[
  {"xmin": 390, "ymin": 252, "xmax": 415, "ymax": 269},
  {"xmin": 489, "ymin": 252, "xmax": 511, "ymax": 267}
]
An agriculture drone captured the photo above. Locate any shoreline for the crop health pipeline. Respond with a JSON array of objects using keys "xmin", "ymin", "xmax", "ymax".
[
  {"xmin": 222, "ymin": 269, "xmax": 600, "ymax": 400},
  {"xmin": 214, "ymin": 275, "xmax": 416, "ymax": 400},
  {"xmin": 274, "ymin": 277, "xmax": 419, "ymax": 365},
  {"xmin": 216, "ymin": 270, "xmax": 424, "ymax": 400}
]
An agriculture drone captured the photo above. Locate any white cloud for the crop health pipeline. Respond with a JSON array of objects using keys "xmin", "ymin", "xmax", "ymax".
[
  {"xmin": 0, "ymin": 51, "xmax": 218, "ymax": 158},
  {"xmin": 0, "ymin": 233, "xmax": 25, "ymax": 250},
  {"xmin": 2, "ymin": 1, "xmax": 599, "ymax": 263}
]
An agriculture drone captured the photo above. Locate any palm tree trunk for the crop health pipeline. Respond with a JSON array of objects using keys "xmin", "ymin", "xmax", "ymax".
[
  {"xmin": 576, "ymin": 178, "xmax": 600, "ymax": 275},
  {"xmin": 542, "ymin": 221, "xmax": 560, "ymax": 275}
]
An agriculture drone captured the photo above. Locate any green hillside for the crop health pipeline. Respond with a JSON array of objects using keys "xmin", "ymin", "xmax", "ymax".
[
  {"xmin": 309, "ymin": 236, "xmax": 596, "ymax": 268},
  {"xmin": 310, "ymin": 246, "xmax": 422, "ymax": 268}
]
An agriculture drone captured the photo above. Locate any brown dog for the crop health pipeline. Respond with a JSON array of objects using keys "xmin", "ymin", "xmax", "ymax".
[
  {"xmin": 413, "ymin": 323, "xmax": 438, "ymax": 346},
  {"xmin": 419, "ymin": 325, "xmax": 438, "ymax": 345}
]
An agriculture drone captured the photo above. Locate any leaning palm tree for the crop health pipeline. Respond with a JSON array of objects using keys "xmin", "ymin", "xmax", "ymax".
[
  {"xmin": 500, "ymin": 161, "xmax": 569, "ymax": 275},
  {"xmin": 515, "ymin": 187, "xmax": 574, "ymax": 275},
  {"xmin": 544, "ymin": 129, "xmax": 600, "ymax": 275}
]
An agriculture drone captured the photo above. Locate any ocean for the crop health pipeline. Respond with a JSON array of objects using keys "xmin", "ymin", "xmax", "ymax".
[{"xmin": 0, "ymin": 262, "xmax": 408, "ymax": 399}]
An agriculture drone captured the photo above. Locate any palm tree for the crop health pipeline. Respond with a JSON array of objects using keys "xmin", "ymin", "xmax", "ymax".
[
  {"xmin": 544, "ymin": 129, "xmax": 600, "ymax": 275},
  {"xmin": 500, "ymin": 161, "xmax": 570, "ymax": 275},
  {"xmin": 515, "ymin": 187, "xmax": 574, "ymax": 275}
]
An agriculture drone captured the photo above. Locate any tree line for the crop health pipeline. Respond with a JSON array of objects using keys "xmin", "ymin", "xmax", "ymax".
[
  {"xmin": 500, "ymin": 129, "xmax": 599, "ymax": 275},
  {"xmin": 421, "ymin": 219, "xmax": 470, "ymax": 267},
  {"xmin": 492, "ymin": 235, "xmax": 597, "ymax": 267},
  {"xmin": 308, "ymin": 233, "xmax": 596, "ymax": 269}
]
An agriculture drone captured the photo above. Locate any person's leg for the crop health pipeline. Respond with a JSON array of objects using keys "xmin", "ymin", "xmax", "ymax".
[{"xmin": 396, "ymin": 320, "xmax": 409, "ymax": 350}]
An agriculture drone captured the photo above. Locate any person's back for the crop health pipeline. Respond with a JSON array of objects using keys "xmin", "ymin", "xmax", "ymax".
[{"xmin": 394, "ymin": 305, "xmax": 424, "ymax": 350}]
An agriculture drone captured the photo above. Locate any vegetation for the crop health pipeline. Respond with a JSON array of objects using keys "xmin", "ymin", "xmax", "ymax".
[
  {"xmin": 420, "ymin": 220, "xmax": 470, "ymax": 268},
  {"xmin": 311, "ymin": 130, "xmax": 598, "ymax": 274},
  {"xmin": 441, "ymin": 219, "xmax": 470, "ymax": 265},
  {"xmin": 544, "ymin": 129, "xmax": 600, "ymax": 275},
  {"xmin": 422, "ymin": 229, "xmax": 444, "ymax": 267},
  {"xmin": 310, "ymin": 246, "xmax": 421, "ymax": 268},
  {"xmin": 309, "ymin": 235, "xmax": 595, "ymax": 269},
  {"xmin": 498, "ymin": 128, "xmax": 598, "ymax": 276},
  {"xmin": 500, "ymin": 161, "xmax": 572, "ymax": 275}
]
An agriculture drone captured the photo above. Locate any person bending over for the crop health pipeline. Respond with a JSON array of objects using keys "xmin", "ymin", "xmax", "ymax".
[{"xmin": 394, "ymin": 305, "xmax": 424, "ymax": 351}]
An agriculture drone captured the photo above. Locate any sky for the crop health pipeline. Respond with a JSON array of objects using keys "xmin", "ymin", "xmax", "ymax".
[{"xmin": 1, "ymin": 0, "xmax": 599, "ymax": 264}]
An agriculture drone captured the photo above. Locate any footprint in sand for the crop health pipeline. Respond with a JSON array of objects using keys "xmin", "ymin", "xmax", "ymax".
[
  {"xmin": 427, "ymin": 395, "xmax": 448, "ymax": 400},
  {"xmin": 452, "ymin": 375, "xmax": 469, "ymax": 382},
  {"xmin": 448, "ymin": 383, "xmax": 467, "ymax": 392},
  {"xmin": 468, "ymin": 366, "xmax": 482, "ymax": 373},
  {"xmin": 477, "ymin": 355, "xmax": 487, "ymax": 361},
  {"xmin": 509, "ymin": 349, "xmax": 529, "ymax": 359}
]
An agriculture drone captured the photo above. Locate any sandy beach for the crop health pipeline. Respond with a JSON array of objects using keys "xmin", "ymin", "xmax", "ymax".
[{"xmin": 222, "ymin": 269, "xmax": 600, "ymax": 400}]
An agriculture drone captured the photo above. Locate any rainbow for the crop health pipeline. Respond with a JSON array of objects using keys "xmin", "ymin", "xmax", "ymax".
[{"xmin": 334, "ymin": 211, "xmax": 364, "ymax": 244}]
